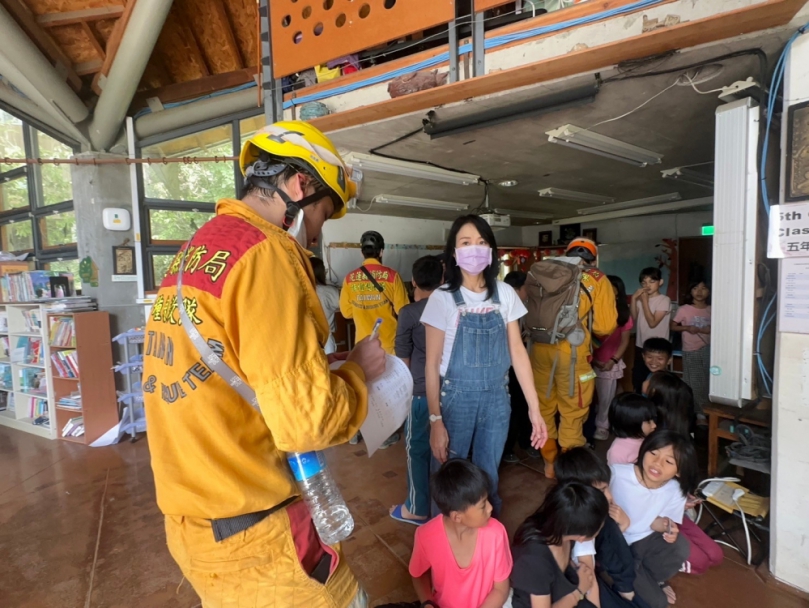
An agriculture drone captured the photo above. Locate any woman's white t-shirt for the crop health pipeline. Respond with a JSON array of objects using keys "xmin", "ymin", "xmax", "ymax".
[
  {"xmin": 609, "ymin": 463, "xmax": 686, "ymax": 545},
  {"xmin": 420, "ymin": 281, "xmax": 527, "ymax": 377},
  {"xmin": 316, "ymin": 284, "xmax": 341, "ymax": 355}
]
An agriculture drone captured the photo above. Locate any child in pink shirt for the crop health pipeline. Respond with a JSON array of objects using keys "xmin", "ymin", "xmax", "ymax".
[
  {"xmin": 606, "ymin": 393, "xmax": 657, "ymax": 466},
  {"xmin": 670, "ymin": 280, "xmax": 711, "ymax": 426},
  {"xmin": 409, "ymin": 460, "xmax": 512, "ymax": 608}
]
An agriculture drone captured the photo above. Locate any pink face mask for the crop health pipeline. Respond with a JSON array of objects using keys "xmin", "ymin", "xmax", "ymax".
[{"xmin": 455, "ymin": 245, "xmax": 491, "ymax": 274}]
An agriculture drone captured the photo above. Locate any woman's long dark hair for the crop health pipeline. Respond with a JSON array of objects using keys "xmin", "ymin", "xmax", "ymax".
[
  {"xmin": 646, "ymin": 371, "xmax": 692, "ymax": 436},
  {"xmin": 310, "ymin": 257, "xmax": 328, "ymax": 286},
  {"xmin": 608, "ymin": 275, "xmax": 631, "ymax": 327},
  {"xmin": 443, "ymin": 215, "xmax": 500, "ymax": 300},
  {"xmin": 514, "ymin": 482, "xmax": 608, "ymax": 547}
]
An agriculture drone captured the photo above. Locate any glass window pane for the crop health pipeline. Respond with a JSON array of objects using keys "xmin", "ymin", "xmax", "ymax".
[
  {"xmin": 0, "ymin": 110, "xmax": 25, "ymax": 173},
  {"xmin": 240, "ymin": 115, "xmax": 266, "ymax": 150},
  {"xmin": 44, "ymin": 259, "xmax": 82, "ymax": 294},
  {"xmin": 142, "ymin": 124, "xmax": 236, "ymax": 203},
  {"xmin": 38, "ymin": 210, "xmax": 77, "ymax": 249},
  {"xmin": 0, "ymin": 175, "xmax": 29, "ymax": 212},
  {"xmin": 38, "ymin": 132, "xmax": 73, "ymax": 205},
  {"xmin": 149, "ymin": 209, "xmax": 214, "ymax": 244},
  {"xmin": 152, "ymin": 253, "xmax": 176, "ymax": 288},
  {"xmin": 0, "ymin": 220, "xmax": 33, "ymax": 252}
]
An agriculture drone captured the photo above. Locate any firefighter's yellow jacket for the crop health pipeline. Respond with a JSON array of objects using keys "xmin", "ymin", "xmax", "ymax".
[
  {"xmin": 143, "ymin": 198, "xmax": 368, "ymax": 520},
  {"xmin": 339, "ymin": 257, "xmax": 409, "ymax": 354}
]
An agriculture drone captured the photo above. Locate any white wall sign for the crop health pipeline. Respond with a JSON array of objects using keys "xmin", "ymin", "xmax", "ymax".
[
  {"xmin": 768, "ymin": 203, "xmax": 809, "ymax": 258},
  {"xmin": 778, "ymin": 258, "xmax": 809, "ymax": 334}
]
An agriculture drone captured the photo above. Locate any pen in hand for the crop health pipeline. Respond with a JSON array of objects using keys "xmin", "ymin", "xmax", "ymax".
[{"xmin": 369, "ymin": 318, "xmax": 383, "ymax": 341}]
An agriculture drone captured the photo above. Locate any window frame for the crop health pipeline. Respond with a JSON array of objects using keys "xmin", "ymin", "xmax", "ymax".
[
  {"xmin": 136, "ymin": 107, "xmax": 262, "ymax": 289},
  {"xmin": 0, "ymin": 111, "xmax": 79, "ymax": 266}
]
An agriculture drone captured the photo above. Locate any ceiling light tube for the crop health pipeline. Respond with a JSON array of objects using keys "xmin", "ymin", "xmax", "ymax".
[
  {"xmin": 546, "ymin": 124, "xmax": 663, "ymax": 167},
  {"xmin": 552, "ymin": 197, "xmax": 713, "ymax": 225},
  {"xmin": 343, "ymin": 152, "xmax": 480, "ymax": 186},
  {"xmin": 373, "ymin": 195, "xmax": 469, "ymax": 211},
  {"xmin": 576, "ymin": 193, "xmax": 682, "ymax": 215},
  {"xmin": 494, "ymin": 208, "xmax": 554, "ymax": 220},
  {"xmin": 538, "ymin": 187, "xmax": 615, "ymax": 204},
  {"xmin": 661, "ymin": 167, "xmax": 714, "ymax": 189}
]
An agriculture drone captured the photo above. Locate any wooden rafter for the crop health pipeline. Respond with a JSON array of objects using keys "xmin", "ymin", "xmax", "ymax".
[
  {"xmin": 37, "ymin": 6, "xmax": 125, "ymax": 28},
  {"xmin": 212, "ymin": 0, "xmax": 243, "ymax": 69},
  {"xmin": 91, "ymin": 0, "xmax": 138, "ymax": 94},
  {"xmin": 75, "ymin": 59, "xmax": 104, "ymax": 76},
  {"xmin": 132, "ymin": 66, "xmax": 257, "ymax": 108},
  {"xmin": 174, "ymin": 3, "xmax": 211, "ymax": 78},
  {"xmin": 0, "ymin": 0, "xmax": 82, "ymax": 91},
  {"xmin": 81, "ymin": 22, "xmax": 106, "ymax": 60}
]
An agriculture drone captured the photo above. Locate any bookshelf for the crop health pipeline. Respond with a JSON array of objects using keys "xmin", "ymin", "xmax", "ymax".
[{"xmin": 0, "ymin": 304, "xmax": 117, "ymax": 443}]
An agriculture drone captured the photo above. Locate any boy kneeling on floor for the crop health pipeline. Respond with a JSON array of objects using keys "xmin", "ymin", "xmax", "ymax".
[{"xmin": 409, "ymin": 460, "xmax": 512, "ymax": 608}]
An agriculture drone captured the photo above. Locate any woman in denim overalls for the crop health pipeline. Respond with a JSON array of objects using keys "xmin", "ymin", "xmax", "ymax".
[{"xmin": 422, "ymin": 216, "xmax": 548, "ymax": 516}]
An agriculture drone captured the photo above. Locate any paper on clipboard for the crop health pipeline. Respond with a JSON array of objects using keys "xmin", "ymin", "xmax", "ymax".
[{"xmin": 332, "ymin": 355, "xmax": 413, "ymax": 456}]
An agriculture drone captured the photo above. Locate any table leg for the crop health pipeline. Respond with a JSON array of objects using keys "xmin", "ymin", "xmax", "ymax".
[{"xmin": 708, "ymin": 412, "xmax": 719, "ymax": 476}]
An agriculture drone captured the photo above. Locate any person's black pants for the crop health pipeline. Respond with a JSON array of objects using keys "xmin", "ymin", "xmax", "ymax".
[
  {"xmin": 632, "ymin": 346, "xmax": 650, "ymax": 393},
  {"xmin": 504, "ymin": 367, "xmax": 531, "ymax": 455}
]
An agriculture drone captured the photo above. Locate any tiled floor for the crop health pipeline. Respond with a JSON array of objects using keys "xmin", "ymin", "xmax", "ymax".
[{"xmin": 0, "ymin": 426, "xmax": 806, "ymax": 608}]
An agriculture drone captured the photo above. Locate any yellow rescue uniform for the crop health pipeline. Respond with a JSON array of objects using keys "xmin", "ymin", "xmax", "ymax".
[
  {"xmin": 144, "ymin": 199, "xmax": 368, "ymax": 607},
  {"xmin": 531, "ymin": 267, "xmax": 617, "ymax": 460},
  {"xmin": 340, "ymin": 257, "xmax": 409, "ymax": 354}
]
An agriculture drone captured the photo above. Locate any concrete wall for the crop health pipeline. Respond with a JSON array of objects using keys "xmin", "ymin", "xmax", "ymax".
[
  {"xmin": 770, "ymin": 33, "xmax": 809, "ymax": 594},
  {"xmin": 71, "ymin": 154, "xmax": 143, "ymax": 344}
]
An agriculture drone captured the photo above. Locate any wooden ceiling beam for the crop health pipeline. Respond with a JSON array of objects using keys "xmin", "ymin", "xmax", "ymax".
[
  {"xmin": 37, "ymin": 6, "xmax": 125, "ymax": 28},
  {"xmin": 131, "ymin": 66, "xmax": 256, "ymax": 109},
  {"xmin": 174, "ymin": 3, "xmax": 211, "ymax": 78},
  {"xmin": 0, "ymin": 0, "xmax": 82, "ymax": 91},
  {"xmin": 212, "ymin": 0, "xmax": 243, "ymax": 69},
  {"xmin": 92, "ymin": 0, "xmax": 138, "ymax": 95},
  {"xmin": 81, "ymin": 22, "xmax": 106, "ymax": 60},
  {"xmin": 75, "ymin": 59, "xmax": 103, "ymax": 76}
]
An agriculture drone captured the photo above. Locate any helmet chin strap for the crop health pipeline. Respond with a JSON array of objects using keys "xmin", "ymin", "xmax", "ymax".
[{"xmin": 250, "ymin": 175, "xmax": 327, "ymax": 230}]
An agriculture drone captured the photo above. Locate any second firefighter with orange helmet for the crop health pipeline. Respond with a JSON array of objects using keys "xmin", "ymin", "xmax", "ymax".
[{"xmin": 530, "ymin": 237, "xmax": 618, "ymax": 477}]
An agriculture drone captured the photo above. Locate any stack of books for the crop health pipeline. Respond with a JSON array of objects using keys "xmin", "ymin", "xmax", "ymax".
[
  {"xmin": 52, "ymin": 350, "xmax": 79, "ymax": 378},
  {"xmin": 24, "ymin": 396, "xmax": 47, "ymax": 418},
  {"xmin": 22, "ymin": 309, "xmax": 41, "ymax": 333},
  {"xmin": 12, "ymin": 337, "xmax": 42, "ymax": 365},
  {"xmin": 57, "ymin": 392, "xmax": 82, "ymax": 410},
  {"xmin": 62, "ymin": 415, "xmax": 84, "ymax": 438},
  {"xmin": 0, "ymin": 271, "xmax": 75, "ymax": 302},
  {"xmin": 42, "ymin": 298, "xmax": 97, "ymax": 312},
  {"xmin": 49, "ymin": 317, "xmax": 76, "ymax": 348}
]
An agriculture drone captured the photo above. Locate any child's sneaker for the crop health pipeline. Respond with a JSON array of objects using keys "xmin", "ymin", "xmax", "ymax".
[
  {"xmin": 594, "ymin": 428, "xmax": 610, "ymax": 441},
  {"xmin": 502, "ymin": 452, "xmax": 519, "ymax": 464},
  {"xmin": 349, "ymin": 432, "xmax": 361, "ymax": 445},
  {"xmin": 379, "ymin": 433, "xmax": 400, "ymax": 449}
]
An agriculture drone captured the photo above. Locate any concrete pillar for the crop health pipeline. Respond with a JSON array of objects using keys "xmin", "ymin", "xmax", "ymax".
[
  {"xmin": 771, "ymin": 33, "xmax": 809, "ymax": 594},
  {"xmin": 71, "ymin": 153, "xmax": 143, "ymax": 341}
]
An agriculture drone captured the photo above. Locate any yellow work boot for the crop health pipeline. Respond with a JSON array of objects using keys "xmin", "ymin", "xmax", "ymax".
[{"xmin": 541, "ymin": 439, "xmax": 558, "ymax": 479}]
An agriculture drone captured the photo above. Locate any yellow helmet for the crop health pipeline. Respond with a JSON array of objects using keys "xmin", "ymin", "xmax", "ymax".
[{"xmin": 239, "ymin": 120, "xmax": 358, "ymax": 220}]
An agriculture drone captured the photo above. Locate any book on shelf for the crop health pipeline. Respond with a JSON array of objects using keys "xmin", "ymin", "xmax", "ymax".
[
  {"xmin": 11, "ymin": 336, "xmax": 42, "ymax": 365},
  {"xmin": 0, "ymin": 312, "xmax": 7, "ymax": 332},
  {"xmin": 43, "ymin": 297, "xmax": 97, "ymax": 312},
  {"xmin": 22, "ymin": 309, "xmax": 42, "ymax": 333},
  {"xmin": 0, "ymin": 363, "xmax": 11, "ymax": 389},
  {"xmin": 7, "ymin": 393, "xmax": 14, "ymax": 413},
  {"xmin": 0, "ymin": 391, "xmax": 7, "ymax": 411},
  {"xmin": 62, "ymin": 415, "xmax": 84, "ymax": 438},
  {"xmin": 23, "ymin": 395, "xmax": 47, "ymax": 419},
  {"xmin": 57, "ymin": 392, "xmax": 82, "ymax": 410},
  {"xmin": 0, "ymin": 271, "xmax": 75, "ymax": 302},
  {"xmin": 18, "ymin": 368, "xmax": 46, "ymax": 396},
  {"xmin": 52, "ymin": 349, "xmax": 79, "ymax": 378},
  {"xmin": 49, "ymin": 317, "xmax": 76, "ymax": 348},
  {"xmin": 0, "ymin": 336, "xmax": 8, "ymax": 359}
]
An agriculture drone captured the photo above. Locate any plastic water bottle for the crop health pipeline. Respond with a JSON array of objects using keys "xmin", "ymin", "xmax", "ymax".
[{"xmin": 287, "ymin": 451, "xmax": 354, "ymax": 545}]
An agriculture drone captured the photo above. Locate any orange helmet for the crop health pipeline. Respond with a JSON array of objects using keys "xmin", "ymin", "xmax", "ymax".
[{"xmin": 566, "ymin": 237, "xmax": 598, "ymax": 262}]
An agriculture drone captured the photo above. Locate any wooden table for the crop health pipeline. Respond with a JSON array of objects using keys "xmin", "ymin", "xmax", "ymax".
[{"xmin": 704, "ymin": 402, "xmax": 771, "ymax": 476}]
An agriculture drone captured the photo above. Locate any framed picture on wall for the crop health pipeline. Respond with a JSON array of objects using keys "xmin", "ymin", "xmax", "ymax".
[
  {"xmin": 538, "ymin": 231, "xmax": 553, "ymax": 247},
  {"xmin": 559, "ymin": 224, "xmax": 581, "ymax": 246},
  {"xmin": 113, "ymin": 246, "xmax": 136, "ymax": 275},
  {"xmin": 583, "ymin": 228, "xmax": 598, "ymax": 242},
  {"xmin": 786, "ymin": 99, "xmax": 809, "ymax": 202}
]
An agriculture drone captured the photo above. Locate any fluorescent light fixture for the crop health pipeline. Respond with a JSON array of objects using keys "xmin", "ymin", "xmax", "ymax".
[
  {"xmin": 661, "ymin": 167, "xmax": 714, "ymax": 189},
  {"xmin": 494, "ymin": 208, "xmax": 554, "ymax": 220},
  {"xmin": 539, "ymin": 187, "xmax": 614, "ymax": 204},
  {"xmin": 546, "ymin": 124, "xmax": 663, "ymax": 167},
  {"xmin": 576, "ymin": 193, "xmax": 682, "ymax": 215},
  {"xmin": 373, "ymin": 195, "xmax": 469, "ymax": 211},
  {"xmin": 343, "ymin": 152, "xmax": 479, "ymax": 186},
  {"xmin": 498, "ymin": 180, "xmax": 518, "ymax": 187},
  {"xmin": 552, "ymin": 197, "xmax": 712, "ymax": 225}
]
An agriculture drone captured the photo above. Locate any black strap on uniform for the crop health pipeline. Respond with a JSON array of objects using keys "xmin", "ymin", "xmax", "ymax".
[{"xmin": 360, "ymin": 265, "xmax": 397, "ymax": 318}]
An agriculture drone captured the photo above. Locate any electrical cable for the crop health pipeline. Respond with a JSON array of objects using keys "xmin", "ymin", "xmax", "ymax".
[
  {"xmin": 586, "ymin": 79, "xmax": 679, "ymax": 130},
  {"xmin": 733, "ymin": 495, "xmax": 753, "ymax": 565},
  {"xmin": 683, "ymin": 72, "xmax": 726, "ymax": 95}
]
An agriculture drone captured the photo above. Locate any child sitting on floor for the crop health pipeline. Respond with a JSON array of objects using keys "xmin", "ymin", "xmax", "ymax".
[
  {"xmin": 607, "ymin": 393, "xmax": 658, "ymax": 466},
  {"xmin": 555, "ymin": 448, "xmax": 649, "ymax": 608},
  {"xmin": 511, "ymin": 482, "xmax": 606, "ymax": 608},
  {"xmin": 639, "ymin": 338, "xmax": 673, "ymax": 395},
  {"xmin": 609, "ymin": 431, "xmax": 696, "ymax": 608},
  {"xmin": 645, "ymin": 372, "xmax": 693, "ymax": 437},
  {"xmin": 409, "ymin": 459, "xmax": 512, "ymax": 608}
]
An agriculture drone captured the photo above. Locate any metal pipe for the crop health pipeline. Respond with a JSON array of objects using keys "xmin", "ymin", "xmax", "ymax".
[
  {"xmin": 0, "ymin": 80, "xmax": 87, "ymax": 146},
  {"xmin": 88, "ymin": 0, "xmax": 174, "ymax": 151},
  {"xmin": 0, "ymin": 4, "xmax": 89, "ymax": 125},
  {"xmin": 0, "ymin": 156, "xmax": 237, "ymax": 165}
]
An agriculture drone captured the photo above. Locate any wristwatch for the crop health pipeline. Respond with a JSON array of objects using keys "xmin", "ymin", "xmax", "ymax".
[
  {"xmin": 429, "ymin": 414, "xmax": 443, "ymax": 423},
  {"xmin": 575, "ymin": 588, "xmax": 587, "ymax": 601}
]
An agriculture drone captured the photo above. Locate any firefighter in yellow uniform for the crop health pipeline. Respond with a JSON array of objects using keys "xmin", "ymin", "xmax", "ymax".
[
  {"xmin": 144, "ymin": 121, "xmax": 386, "ymax": 608},
  {"xmin": 340, "ymin": 231, "xmax": 409, "ymax": 355},
  {"xmin": 531, "ymin": 238, "xmax": 617, "ymax": 478}
]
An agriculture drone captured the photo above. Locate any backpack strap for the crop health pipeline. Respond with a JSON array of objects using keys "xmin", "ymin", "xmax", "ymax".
[{"xmin": 360, "ymin": 265, "xmax": 397, "ymax": 318}]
